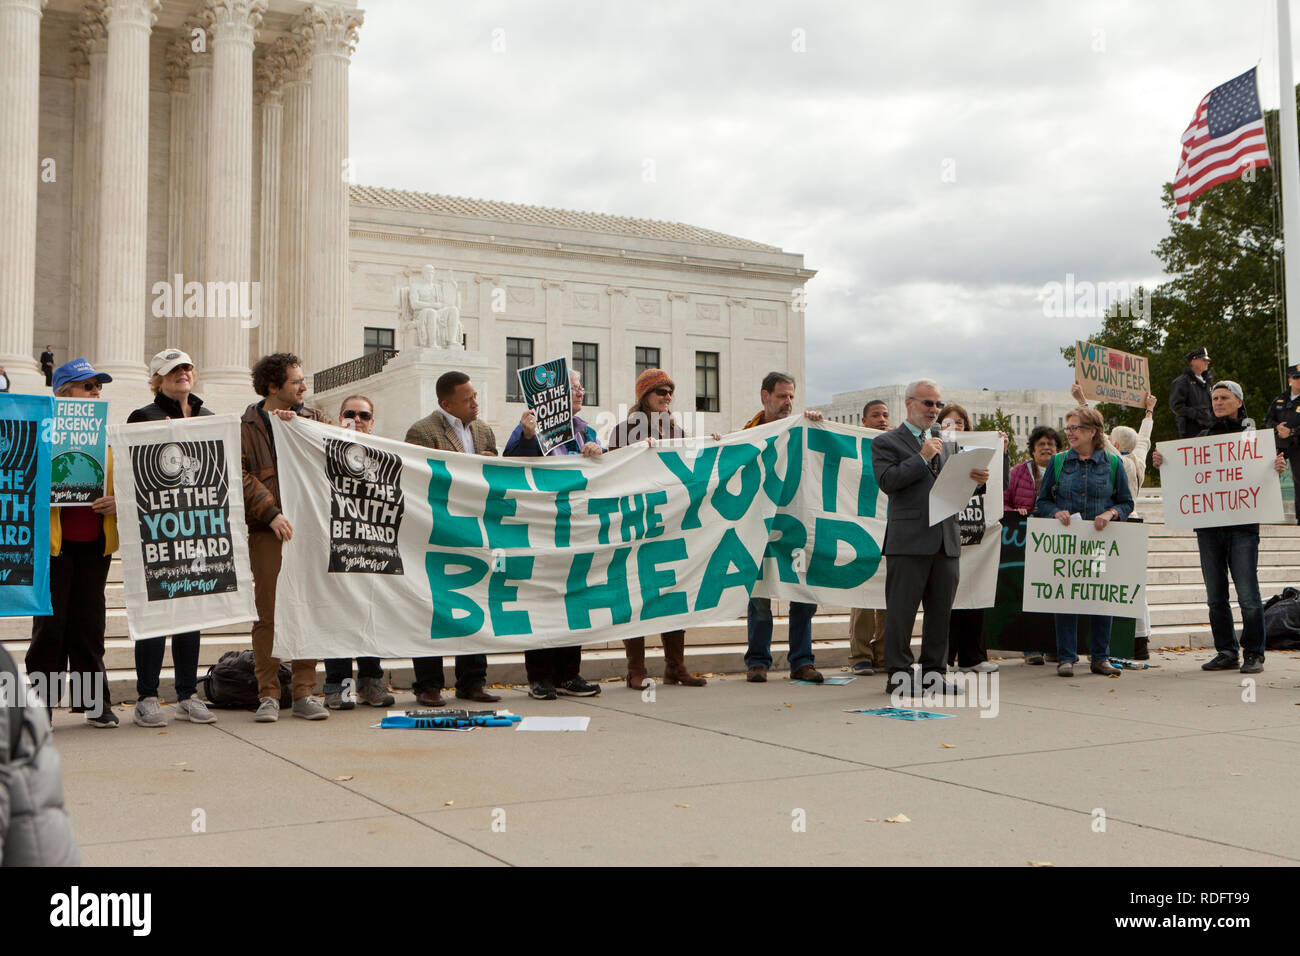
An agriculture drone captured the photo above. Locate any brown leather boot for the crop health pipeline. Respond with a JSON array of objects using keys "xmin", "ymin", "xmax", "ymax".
[
  {"xmin": 662, "ymin": 631, "xmax": 706, "ymax": 686},
  {"xmin": 624, "ymin": 637, "xmax": 648, "ymax": 689}
]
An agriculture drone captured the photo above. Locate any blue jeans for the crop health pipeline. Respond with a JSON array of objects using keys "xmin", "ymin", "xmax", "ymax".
[
  {"xmin": 745, "ymin": 598, "xmax": 816, "ymax": 672},
  {"xmin": 1195, "ymin": 526, "xmax": 1265, "ymax": 657},
  {"xmin": 1053, "ymin": 614, "xmax": 1112, "ymax": 663}
]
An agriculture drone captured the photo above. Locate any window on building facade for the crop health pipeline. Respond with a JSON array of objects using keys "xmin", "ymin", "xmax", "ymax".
[
  {"xmin": 506, "ymin": 337, "xmax": 533, "ymax": 403},
  {"xmin": 573, "ymin": 342, "xmax": 599, "ymax": 406},
  {"xmin": 635, "ymin": 346, "xmax": 660, "ymax": 379},
  {"xmin": 695, "ymin": 351, "xmax": 719, "ymax": 413},
  {"xmin": 364, "ymin": 327, "xmax": 394, "ymax": 356}
]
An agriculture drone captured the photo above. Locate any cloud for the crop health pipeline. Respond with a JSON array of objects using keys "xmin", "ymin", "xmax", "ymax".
[{"xmin": 350, "ymin": 0, "xmax": 1272, "ymax": 404}]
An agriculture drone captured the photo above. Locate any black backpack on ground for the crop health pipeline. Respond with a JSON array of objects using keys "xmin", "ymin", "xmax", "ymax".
[
  {"xmin": 1263, "ymin": 587, "xmax": 1300, "ymax": 650},
  {"xmin": 199, "ymin": 650, "xmax": 293, "ymax": 710}
]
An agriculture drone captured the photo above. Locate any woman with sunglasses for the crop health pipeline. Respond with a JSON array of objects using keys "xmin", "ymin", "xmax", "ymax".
[
  {"xmin": 124, "ymin": 349, "xmax": 218, "ymax": 726},
  {"xmin": 27, "ymin": 359, "xmax": 119, "ymax": 727},
  {"xmin": 1035, "ymin": 405, "xmax": 1134, "ymax": 677},
  {"xmin": 607, "ymin": 369, "xmax": 709, "ymax": 689},
  {"xmin": 321, "ymin": 394, "xmax": 396, "ymax": 709}
]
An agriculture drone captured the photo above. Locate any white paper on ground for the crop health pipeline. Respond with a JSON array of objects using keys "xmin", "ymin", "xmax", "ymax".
[
  {"xmin": 516, "ymin": 716, "xmax": 590, "ymax": 732},
  {"xmin": 928, "ymin": 445, "xmax": 996, "ymax": 525}
]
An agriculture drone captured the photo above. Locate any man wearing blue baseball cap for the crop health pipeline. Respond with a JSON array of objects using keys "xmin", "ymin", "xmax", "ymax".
[
  {"xmin": 26, "ymin": 359, "xmax": 119, "ymax": 727},
  {"xmin": 50, "ymin": 357, "xmax": 112, "ymax": 393}
]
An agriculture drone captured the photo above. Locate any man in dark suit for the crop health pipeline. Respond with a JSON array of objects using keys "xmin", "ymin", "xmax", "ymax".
[
  {"xmin": 40, "ymin": 346, "xmax": 55, "ymax": 387},
  {"xmin": 872, "ymin": 379, "xmax": 990, "ymax": 696},
  {"xmin": 404, "ymin": 371, "xmax": 501, "ymax": 706}
]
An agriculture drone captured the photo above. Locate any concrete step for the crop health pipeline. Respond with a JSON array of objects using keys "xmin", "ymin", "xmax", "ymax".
[{"xmin": 1146, "ymin": 566, "xmax": 1297, "ymax": 585}]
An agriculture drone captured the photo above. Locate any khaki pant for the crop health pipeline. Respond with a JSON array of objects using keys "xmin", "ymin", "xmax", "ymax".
[
  {"xmin": 848, "ymin": 607, "xmax": 886, "ymax": 666},
  {"xmin": 249, "ymin": 529, "xmax": 318, "ymax": 701}
]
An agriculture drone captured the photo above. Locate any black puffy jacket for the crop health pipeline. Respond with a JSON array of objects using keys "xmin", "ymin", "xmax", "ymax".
[
  {"xmin": 1, "ymin": 647, "xmax": 81, "ymax": 866},
  {"xmin": 1169, "ymin": 367, "xmax": 1214, "ymax": 438}
]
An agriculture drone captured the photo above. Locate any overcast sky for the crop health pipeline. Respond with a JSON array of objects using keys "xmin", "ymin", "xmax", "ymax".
[{"xmin": 349, "ymin": 0, "xmax": 1283, "ymax": 406}]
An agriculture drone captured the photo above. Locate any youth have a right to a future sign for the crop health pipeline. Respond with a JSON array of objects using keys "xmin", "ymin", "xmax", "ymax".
[{"xmin": 1156, "ymin": 430, "xmax": 1283, "ymax": 530}]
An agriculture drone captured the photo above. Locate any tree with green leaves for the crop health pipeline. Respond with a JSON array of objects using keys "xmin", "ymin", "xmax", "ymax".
[
  {"xmin": 974, "ymin": 407, "xmax": 1025, "ymax": 465},
  {"xmin": 1065, "ymin": 97, "xmax": 1291, "ymax": 441}
]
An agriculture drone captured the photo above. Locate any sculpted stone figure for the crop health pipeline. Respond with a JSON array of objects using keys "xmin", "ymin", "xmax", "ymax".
[{"xmin": 399, "ymin": 265, "xmax": 464, "ymax": 350}]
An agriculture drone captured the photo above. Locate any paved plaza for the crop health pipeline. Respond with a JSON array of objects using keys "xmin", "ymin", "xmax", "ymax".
[{"xmin": 53, "ymin": 649, "xmax": 1300, "ymax": 867}]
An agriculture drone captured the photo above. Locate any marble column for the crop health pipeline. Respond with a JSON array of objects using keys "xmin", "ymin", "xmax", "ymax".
[
  {"xmin": 69, "ymin": 1, "xmax": 108, "ymax": 363},
  {"xmin": 254, "ymin": 44, "xmax": 285, "ymax": 358},
  {"xmin": 164, "ymin": 32, "xmax": 193, "ymax": 351},
  {"xmin": 200, "ymin": 0, "xmax": 265, "ymax": 401},
  {"xmin": 301, "ymin": 2, "xmax": 362, "ymax": 376},
  {"xmin": 181, "ymin": 14, "xmax": 210, "ymax": 361},
  {"xmin": 94, "ymin": 0, "xmax": 159, "ymax": 405},
  {"xmin": 276, "ymin": 34, "xmax": 309, "ymax": 358},
  {"xmin": 0, "ymin": 0, "xmax": 48, "ymax": 392}
]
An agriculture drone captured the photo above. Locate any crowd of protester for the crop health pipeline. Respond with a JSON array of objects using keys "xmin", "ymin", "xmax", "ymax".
[{"xmin": 22, "ymin": 345, "xmax": 1294, "ymax": 728}]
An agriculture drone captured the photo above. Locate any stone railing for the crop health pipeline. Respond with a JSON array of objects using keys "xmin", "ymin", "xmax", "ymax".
[{"xmin": 312, "ymin": 349, "xmax": 398, "ymax": 393}]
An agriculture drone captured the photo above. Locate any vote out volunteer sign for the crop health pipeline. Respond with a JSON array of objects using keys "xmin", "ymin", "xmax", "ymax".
[{"xmin": 1156, "ymin": 431, "xmax": 1283, "ymax": 530}]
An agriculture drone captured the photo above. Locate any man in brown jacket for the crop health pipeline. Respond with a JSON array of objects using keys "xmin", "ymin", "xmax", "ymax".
[
  {"xmin": 404, "ymin": 371, "xmax": 501, "ymax": 706},
  {"xmin": 241, "ymin": 352, "xmax": 332, "ymax": 722}
]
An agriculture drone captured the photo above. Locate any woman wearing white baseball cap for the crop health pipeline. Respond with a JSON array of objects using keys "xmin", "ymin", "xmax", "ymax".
[{"xmin": 124, "ymin": 349, "xmax": 218, "ymax": 727}]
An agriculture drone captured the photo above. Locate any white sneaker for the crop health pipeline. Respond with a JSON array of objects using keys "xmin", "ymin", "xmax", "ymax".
[
  {"xmin": 175, "ymin": 695, "xmax": 218, "ymax": 724},
  {"xmin": 133, "ymin": 697, "xmax": 167, "ymax": 727},
  {"xmin": 254, "ymin": 697, "xmax": 280, "ymax": 722},
  {"xmin": 958, "ymin": 661, "xmax": 999, "ymax": 673},
  {"xmin": 291, "ymin": 695, "xmax": 330, "ymax": 720}
]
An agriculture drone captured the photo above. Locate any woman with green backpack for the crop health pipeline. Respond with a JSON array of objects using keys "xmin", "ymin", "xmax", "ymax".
[{"xmin": 1035, "ymin": 405, "xmax": 1135, "ymax": 677}]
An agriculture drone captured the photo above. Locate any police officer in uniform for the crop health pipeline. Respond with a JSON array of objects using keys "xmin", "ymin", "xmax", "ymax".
[
  {"xmin": 1264, "ymin": 363, "xmax": 1300, "ymax": 525},
  {"xmin": 1170, "ymin": 346, "xmax": 1215, "ymax": 439}
]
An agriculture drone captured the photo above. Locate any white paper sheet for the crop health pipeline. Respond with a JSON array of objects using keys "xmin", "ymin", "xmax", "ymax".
[
  {"xmin": 928, "ymin": 445, "xmax": 996, "ymax": 526},
  {"xmin": 516, "ymin": 716, "xmax": 591, "ymax": 732}
]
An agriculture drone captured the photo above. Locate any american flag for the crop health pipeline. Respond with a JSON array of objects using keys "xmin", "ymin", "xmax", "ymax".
[{"xmin": 1173, "ymin": 67, "xmax": 1271, "ymax": 219}]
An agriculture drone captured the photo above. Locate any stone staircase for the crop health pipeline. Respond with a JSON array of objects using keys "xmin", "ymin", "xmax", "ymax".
[{"xmin": 4, "ymin": 491, "xmax": 1296, "ymax": 702}]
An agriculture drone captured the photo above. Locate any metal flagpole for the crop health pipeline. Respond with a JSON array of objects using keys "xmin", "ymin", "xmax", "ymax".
[{"xmin": 1277, "ymin": 0, "xmax": 1300, "ymax": 365}]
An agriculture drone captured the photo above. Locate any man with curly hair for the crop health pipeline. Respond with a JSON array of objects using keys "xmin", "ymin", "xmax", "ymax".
[{"xmin": 241, "ymin": 353, "xmax": 333, "ymax": 722}]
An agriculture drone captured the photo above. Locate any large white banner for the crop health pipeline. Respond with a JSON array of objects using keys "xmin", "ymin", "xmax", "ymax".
[
  {"xmin": 269, "ymin": 417, "xmax": 1004, "ymax": 659},
  {"xmin": 1022, "ymin": 517, "xmax": 1148, "ymax": 619},
  {"xmin": 108, "ymin": 415, "xmax": 256, "ymax": 640},
  {"xmin": 1156, "ymin": 430, "xmax": 1283, "ymax": 529}
]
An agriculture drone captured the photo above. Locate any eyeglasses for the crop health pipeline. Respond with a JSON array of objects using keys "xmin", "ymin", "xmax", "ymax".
[
  {"xmin": 287, "ymin": 378, "xmax": 306, "ymax": 387},
  {"xmin": 1063, "ymin": 424, "xmax": 1093, "ymax": 434},
  {"xmin": 76, "ymin": 381, "xmax": 101, "ymax": 392},
  {"xmin": 571, "ymin": 387, "xmax": 585, "ymax": 395},
  {"xmin": 653, "ymin": 387, "xmax": 674, "ymax": 397},
  {"xmin": 910, "ymin": 398, "xmax": 944, "ymax": 409},
  {"xmin": 1291, "ymin": 371, "xmax": 1300, "ymax": 379},
  {"xmin": 342, "ymin": 409, "xmax": 373, "ymax": 421}
]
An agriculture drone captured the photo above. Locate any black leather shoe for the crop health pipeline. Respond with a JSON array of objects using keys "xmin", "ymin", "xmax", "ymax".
[
  {"xmin": 457, "ymin": 687, "xmax": 502, "ymax": 703},
  {"xmin": 1201, "ymin": 652, "xmax": 1240, "ymax": 671},
  {"xmin": 1240, "ymin": 654, "xmax": 1264, "ymax": 674}
]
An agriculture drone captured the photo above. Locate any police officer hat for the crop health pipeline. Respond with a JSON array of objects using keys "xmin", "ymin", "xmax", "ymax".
[{"xmin": 1186, "ymin": 347, "xmax": 1210, "ymax": 362}]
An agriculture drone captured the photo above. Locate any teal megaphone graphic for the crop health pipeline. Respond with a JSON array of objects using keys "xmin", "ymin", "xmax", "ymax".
[{"xmin": 533, "ymin": 365, "xmax": 556, "ymax": 388}]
